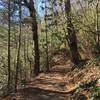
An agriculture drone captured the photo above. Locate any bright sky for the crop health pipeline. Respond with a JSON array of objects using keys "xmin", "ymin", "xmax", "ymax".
[
  {"xmin": 0, "ymin": 0, "xmax": 83, "ymax": 19},
  {"xmin": 11, "ymin": 0, "xmax": 45, "ymax": 21},
  {"xmin": 36, "ymin": 0, "xmax": 45, "ymax": 17},
  {"xmin": 21, "ymin": 0, "xmax": 45, "ymax": 18}
]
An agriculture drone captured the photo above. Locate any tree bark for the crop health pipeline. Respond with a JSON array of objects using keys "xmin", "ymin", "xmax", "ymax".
[
  {"xmin": 65, "ymin": 0, "xmax": 81, "ymax": 65},
  {"xmin": 7, "ymin": 0, "xmax": 11, "ymax": 92},
  {"xmin": 29, "ymin": 0, "xmax": 40, "ymax": 76},
  {"xmin": 23, "ymin": 0, "xmax": 40, "ymax": 76},
  {"xmin": 15, "ymin": 0, "xmax": 22, "ymax": 91},
  {"xmin": 45, "ymin": 0, "xmax": 49, "ymax": 72},
  {"xmin": 96, "ymin": 1, "xmax": 100, "ymax": 54}
]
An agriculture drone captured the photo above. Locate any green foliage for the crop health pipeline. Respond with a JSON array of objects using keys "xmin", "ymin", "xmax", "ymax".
[
  {"xmin": 0, "ymin": 0, "xmax": 100, "ymax": 97},
  {"xmin": 91, "ymin": 86, "xmax": 100, "ymax": 100}
]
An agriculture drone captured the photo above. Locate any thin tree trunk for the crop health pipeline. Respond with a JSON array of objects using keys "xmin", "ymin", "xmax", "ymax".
[
  {"xmin": 45, "ymin": 0, "xmax": 49, "ymax": 72},
  {"xmin": 96, "ymin": 1, "xmax": 100, "ymax": 53},
  {"xmin": 24, "ymin": 34, "xmax": 26, "ymax": 63},
  {"xmin": 26, "ymin": 26, "xmax": 32, "ymax": 78},
  {"xmin": 7, "ymin": 0, "xmax": 11, "ymax": 92},
  {"xmin": 15, "ymin": 0, "xmax": 22, "ymax": 91}
]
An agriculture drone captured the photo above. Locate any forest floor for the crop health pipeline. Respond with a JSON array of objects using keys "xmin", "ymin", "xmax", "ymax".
[{"xmin": 2, "ymin": 54, "xmax": 100, "ymax": 100}]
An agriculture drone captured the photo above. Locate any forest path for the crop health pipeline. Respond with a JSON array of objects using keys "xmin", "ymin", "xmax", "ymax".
[
  {"xmin": 28, "ymin": 60, "xmax": 76, "ymax": 93},
  {"xmin": 2, "ymin": 58, "xmax": 100, "ymax": 100},
  {"xmin": 3, "ymin": 60, "xmax": 77, "ymax": 100}
]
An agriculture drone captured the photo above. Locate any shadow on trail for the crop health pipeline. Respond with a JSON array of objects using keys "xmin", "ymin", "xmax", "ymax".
[
  {"xmin": 2, "ymin": 86, "xmax": 88, "ymax": 100},
  {"xmin": 12, "ymin": 87, "xmax": 71, "ymax": 100}
]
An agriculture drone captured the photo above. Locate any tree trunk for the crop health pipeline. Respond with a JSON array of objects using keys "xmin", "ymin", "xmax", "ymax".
[
  {"xmin": 15, "ymin": 0, "xmax": 22, "ymax": 91},
  {"xmin": 23, "ymin": 0, "xmax": 40, "ymax": 76},
  {"xmin": 45, "ymin": 0, "xmax": 49, "ymax": 72},
  {"xmin": 7, "ymin": 0, "xmax": 11, "ymax": 92},
  {"xmin": 65, "ymin": 0, "xmax": 81, "ymax": 65},
  {"xmin": 29, "ymin": 0, "xmax": 40, "ymax": 76},
  {"xmin": 96, "ymin": 1, "xmax": 100, "ymax": 54}
]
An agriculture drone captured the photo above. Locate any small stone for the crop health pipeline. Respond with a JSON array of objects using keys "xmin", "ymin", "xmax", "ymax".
[{"xmin": 48, "ymin": 93, "xmax": 55, "ymax": 96}]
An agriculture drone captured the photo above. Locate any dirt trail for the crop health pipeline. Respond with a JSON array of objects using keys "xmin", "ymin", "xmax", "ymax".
[
  {"xmin": 2, "ymin": 60, "xmax": 73, "ymax": 100},
  {"xmin": 2, "ymin": 59, "xmax": 100, "ymax": 100}
]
